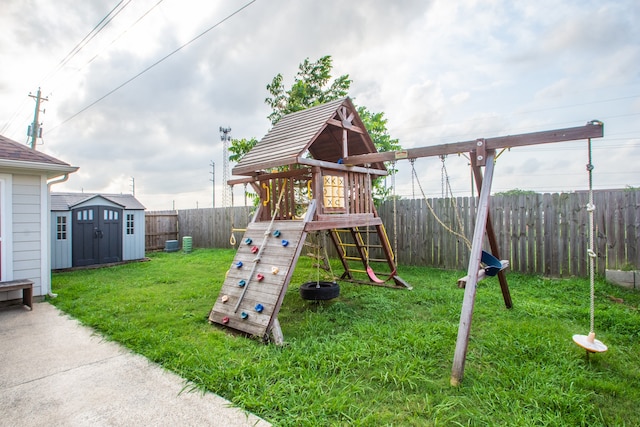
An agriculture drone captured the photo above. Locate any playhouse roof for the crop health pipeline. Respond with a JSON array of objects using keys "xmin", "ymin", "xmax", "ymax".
[
  {"xmin": 232, "ymin": 97, "xmax": 386, "ymax": 176},
  {"xmin": 0, "ymin": 134, "xmax": 78, "ymax": 178},
  {"xmin": 51, "ymin": 193, "xmax": 146, "ymax": 211}
]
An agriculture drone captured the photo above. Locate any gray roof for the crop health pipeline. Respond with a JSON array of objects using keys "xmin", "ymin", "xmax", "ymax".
[
  {"xmin": 232, "ymin": 97, "xmax": 385, "ymax": 176},
  {"xmin": 51, "ymin": 193, "xmax": 145, "ymax": 211}
]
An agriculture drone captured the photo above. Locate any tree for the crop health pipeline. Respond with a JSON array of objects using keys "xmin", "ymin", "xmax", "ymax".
[
  {"xmin": 227, "ymin": 137, "xmax": 258, "ymax": 163},
  {"xmin": 494, "ymin": 188, "xmax": 539, "ymax": 196},
  {"xmin": 265, "ymin": 55, "xmax": 352, "ymax": 125},
  {"xmin": 230, "ymin": 55, "xmax": 401, "ymax": 201}
]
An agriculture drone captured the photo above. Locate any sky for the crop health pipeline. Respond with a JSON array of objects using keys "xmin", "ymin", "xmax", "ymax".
[{"xmin": 0, "ymin": 0, "xmax": 638, "ymax": 211}]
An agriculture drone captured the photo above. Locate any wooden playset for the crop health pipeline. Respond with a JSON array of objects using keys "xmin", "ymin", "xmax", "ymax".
[
  {"xmin": 209, "ymin": 98, "xmax": 409, "ymax": 341},
  {"xmin": 209, "ymin": 96, "xmax": 605, "ymax": 385}
]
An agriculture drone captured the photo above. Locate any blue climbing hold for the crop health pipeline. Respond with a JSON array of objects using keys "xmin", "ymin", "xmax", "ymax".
[
  {"xmin": 255, "ymin": 303, "xmax": 264, "ymax": 313},
  {"xmin": 238, "ymin": 279, "xmax": 246, "ymax": 287},
  {"xmin": 241, "ymin": 312, "xmax": 248, "ymax": 319},
  {"xmin": 273, "ymin": 230, "xmax": 281, "ymax": 237},
  {"xmin": 281, "ymin": 239, "xmax": 289, "ymax": 247},
  {"xmin": 244, "ymin": 238, "xmax": 252, "ymax": 245},
  {"xmin": 236, "ymin": 261, "xmax": 243, "ymax": 268}
]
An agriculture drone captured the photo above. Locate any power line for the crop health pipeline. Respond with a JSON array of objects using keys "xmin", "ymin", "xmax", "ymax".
[
  {"xmin": 1, "ymin": 1, "xmax": 133, "ymax": 136},
  {"xmin": 394, "ymin": 95, "xmax": 640, "ymax": 134},
  {"xmin": 80, "ymin": 0, "xmax": 166, "ymax": 71},
  {"xmin": 39, "ymin": 0, "xmax": 133, "ymax": 86},
  {"xmin": 49, "ymin": 0, "xmax": 258, "ymax": 132}
]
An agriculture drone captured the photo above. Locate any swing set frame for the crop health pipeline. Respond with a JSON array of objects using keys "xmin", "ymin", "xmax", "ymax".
[{"xmin": 343, "ymin": 120, "xmax": 605, "ymax": 386}]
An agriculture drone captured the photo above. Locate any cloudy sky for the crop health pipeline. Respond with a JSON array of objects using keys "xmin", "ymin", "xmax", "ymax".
[{"xmin": 1, "ymin": 0, "xmax": 638, "ymax": 210}]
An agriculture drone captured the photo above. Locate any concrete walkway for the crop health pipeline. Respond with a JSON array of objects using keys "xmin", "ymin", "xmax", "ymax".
[{"xmin": 0, "ymin": 302, "xmax": 271, "ymax": 427}]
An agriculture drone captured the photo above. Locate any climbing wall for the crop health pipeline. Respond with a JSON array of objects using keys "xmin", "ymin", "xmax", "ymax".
[{"xmin": 209, "ymin": 220, "xmax": 307, "ymax": 338}]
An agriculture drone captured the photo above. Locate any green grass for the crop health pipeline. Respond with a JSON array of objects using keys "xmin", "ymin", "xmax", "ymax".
[{"xmin": 50, "ymin": 249, "xmax": 640, "ymax": 426}]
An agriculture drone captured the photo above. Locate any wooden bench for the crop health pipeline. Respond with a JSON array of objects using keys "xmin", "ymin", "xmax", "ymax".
[{"xmin": 0, "ymin": 279, "xmax": 34, "ymax": 310}]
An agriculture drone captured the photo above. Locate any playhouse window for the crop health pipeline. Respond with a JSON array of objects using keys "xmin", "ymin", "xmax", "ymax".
[
  {"xmin": 126, "ymin": 214, "xmax": 134, "ymax": 235},
  {"xmin": 56, "ymin": 216, "xmax": 67, "ymax": 240},
  {"xmin": 322, "ymin": 174, "xmax": 346, "ymax": 213}
]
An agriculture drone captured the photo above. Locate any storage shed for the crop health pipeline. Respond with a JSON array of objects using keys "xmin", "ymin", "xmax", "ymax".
[
  {"xmin": 50, "ymin": 193, "xmax": 146, "ymax": 269},
  {"xmin": 0, "ymin": 134, "xmax": 78, "ymax": 305}
]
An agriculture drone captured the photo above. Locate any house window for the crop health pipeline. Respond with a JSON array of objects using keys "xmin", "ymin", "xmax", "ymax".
[
  {"xmin": 126, "ymin": 214, "xmax": 134, "ymax": 235},
  {"xmin": 56, "ymin": 216, "xmax": 67, "ymax": 240}
]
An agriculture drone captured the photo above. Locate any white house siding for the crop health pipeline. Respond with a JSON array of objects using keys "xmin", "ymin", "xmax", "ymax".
[
  {"xmin": 7, "ymin": 174, "xmax": 43, "ymax": 298},
  {"xmin": 123, "ymin": 210, "xmax": 145, "ymax": 261},
  {"xmin": 51, "ymin": 212, "xmax": 72, "ymax": 269}
]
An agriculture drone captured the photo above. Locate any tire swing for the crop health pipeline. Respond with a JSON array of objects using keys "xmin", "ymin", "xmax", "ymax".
[
  {"xmin": 300, "ymin": 231, "xmax": 340, "ymax": 301},
  {"xmin": 572, "ymin": 138, "xmax": 607, "ymax": 355}
]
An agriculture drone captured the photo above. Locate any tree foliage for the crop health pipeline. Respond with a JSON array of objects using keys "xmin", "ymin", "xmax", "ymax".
[
  {"xmin": 227, "ymin": 137, "xmax": 258, "ymax": 163},
  {"xmin": 230, "ymin": 55, "xmax": 401, "ymax": 201},
  {"xmin": 265, "ymin": 56, "xmax": 352, "ymax": 125},
  {"xmin": 494, "ymin": 188, "xmax": 539, "ymax": 196}
]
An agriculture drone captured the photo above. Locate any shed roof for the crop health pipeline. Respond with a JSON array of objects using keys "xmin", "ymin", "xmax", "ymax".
[
  {"xmin": 0, "ymin": 134, "xmax": 78, "ymax": 178},
  {"xmin": 232, "ymin": 97, "xmax": 386, "ymax": 176},
  {"xmin": 51, "ymin": 193, "xmax": 146, "ymax": 211}
]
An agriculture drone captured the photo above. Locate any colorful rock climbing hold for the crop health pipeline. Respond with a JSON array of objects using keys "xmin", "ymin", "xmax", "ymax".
[
  {"xmin": 273, "ymin": 230, "xmax": 281, "ymax": 237},
  {"xmin": 238, "ymin": 279, "xmax": 246, "ymax": 287},
  {"xmin": 235, "ymin": 261, "xmax": 243, "ymax": 268},
  {"xmin": 241, "ymin": 312, "xmax": 249, "ymax": 319},
  {"xmin": 271, "ymin": 266, "xmax": 279, "ymax": 275},
  {"xmin": 221, "ymin": 295, "xmax": 229, "ymax": 303},
  {"xmin": 256, "ymin": 273, "xmax": 264, "ymax": 281},
  {"xmin": 251, "ymin": 245, "xmax": 259, "ymax": 254},
  {"xmin": 281, "ymin": 239, "xmax": 289, "ymax": 247},
  {"xmin": 255, "ymin": 303, "xmax": 264, "ymax": 313},
  {"xmin": 222, "ymin": 316, "xmax": 229, "ymax": 324},
  {"xmin": 244, "ymin": 238, "xmax": 252, "ymax": 245}
]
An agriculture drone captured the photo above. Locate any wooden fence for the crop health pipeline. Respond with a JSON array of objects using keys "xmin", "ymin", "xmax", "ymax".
[
  {"xmin": 145, "ymin": 189, "xmax": 639, "ymax": 276},
  {"xmin": 177, "ymin": 206, "xmax": 254, "ymax": 248},
  {"xmin": 145, "ymin": 210, "xmax": 179, "ymax": 250}
]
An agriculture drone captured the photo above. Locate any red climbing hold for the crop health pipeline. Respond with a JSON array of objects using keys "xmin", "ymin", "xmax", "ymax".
[{"xmin": 222, "ymin": 316, "xmax": 229, "ymax": 324}]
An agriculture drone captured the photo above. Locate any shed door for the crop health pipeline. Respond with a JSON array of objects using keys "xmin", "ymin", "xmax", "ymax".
[
  {"xmin": 72, "ymin": 206, "xmax": 122, "ymax": 266},
  {"xmin": 98, "ymin": 207, "xmax": 122, "ymax": 264}
]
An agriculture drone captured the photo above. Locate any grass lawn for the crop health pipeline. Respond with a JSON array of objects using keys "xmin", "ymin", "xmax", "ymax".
[{"xmin": 50, "ymin": 249, "xmax": 640, "ymax": 426}]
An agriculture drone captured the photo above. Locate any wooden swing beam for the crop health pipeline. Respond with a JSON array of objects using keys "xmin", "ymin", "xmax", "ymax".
[
  {"xmin": 342, "ymin": 121, "xmax": 605, "ymax": 386},
  {"xmin": 342, "ymin": 121, "xmax": 603, "ymax": 166}
]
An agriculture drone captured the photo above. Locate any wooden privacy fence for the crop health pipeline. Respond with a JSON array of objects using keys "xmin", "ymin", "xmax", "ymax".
[
  {"xmin": 177, "ymin": 207, "xmax": 254, "ymax": 248},
  {"xmin": 146, "ymin": 189, "xmax": 639, "ymax": 276},
  {"xmin": 145, "ymin": 210, "xmax": 179, "ymax": 250},
  {"xmin": 377, "ymin": 189, "xmax": 639, "ymax": 276}
]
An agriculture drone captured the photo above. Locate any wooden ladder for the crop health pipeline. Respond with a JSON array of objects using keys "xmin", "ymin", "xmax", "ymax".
[{"xmin": 329, "ymin": 225, "xmax": 411, "ymax": 289}]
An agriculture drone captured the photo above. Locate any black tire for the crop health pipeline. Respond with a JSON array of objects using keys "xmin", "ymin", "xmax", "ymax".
[{"xmin": 299, "ymin": 281, "xmax": 340, "ymax": 301}]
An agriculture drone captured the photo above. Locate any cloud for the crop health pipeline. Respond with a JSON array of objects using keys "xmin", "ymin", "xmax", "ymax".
[{"xmin": 0, "ymin": 0, "xmax": 637, "ymax": 210}]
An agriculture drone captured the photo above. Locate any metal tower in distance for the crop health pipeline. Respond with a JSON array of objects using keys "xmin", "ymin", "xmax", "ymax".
[{"xmin": 220, "ymin": 126, "xmax": 232, "ymax": 207}]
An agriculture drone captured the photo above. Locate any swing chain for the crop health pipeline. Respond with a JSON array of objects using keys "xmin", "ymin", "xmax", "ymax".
[
  {"xmin": 411, "ymin": 158, "xmax": 472, "ymax": 250},
  {"xmin": 409, "ymin": 158, "xmax": 416, "ymax": 199}
]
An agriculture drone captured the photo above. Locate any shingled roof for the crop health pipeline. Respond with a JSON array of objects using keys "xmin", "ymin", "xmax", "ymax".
[
  {"xmin": 51, "ymin": 193, "xmax": 145, "ymax": 211},
  {"xmin": 0, "ymin": 134, "xmax": 78, "ymax": 178},
  {"xmin": 232, "ymin": 97, "xmax": 386, "ymax": 176}
]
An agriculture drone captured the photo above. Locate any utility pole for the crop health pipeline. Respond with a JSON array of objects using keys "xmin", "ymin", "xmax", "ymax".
[
  {"xmin": 28, "ymin": 88, "xmax": 48, "ymax": 150},
  {"xmin": 220, "ymin": 126, "xmax": 232, "ymax": 207},
  {"xmin": 209, "ymin": 161, "xmax": 215, "ymax": 208}
]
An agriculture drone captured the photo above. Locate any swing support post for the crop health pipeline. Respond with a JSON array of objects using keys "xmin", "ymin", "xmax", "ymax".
[
  {"xmin": 470, "ymin": 152, "xmax": 513, "ymax": 309},
  {"xmin": 451, "ymin": 149, "xmax": 496, "ymax": 386}
]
